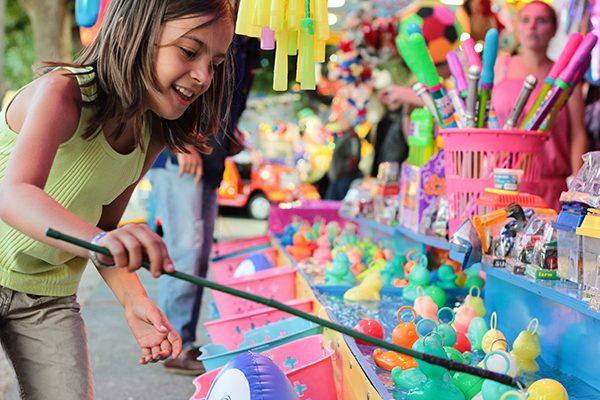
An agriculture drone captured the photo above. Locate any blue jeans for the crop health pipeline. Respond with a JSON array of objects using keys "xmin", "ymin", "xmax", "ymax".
[{"xmin": 148, "ymin": 160, "xmax": 218, "ymax": 348}]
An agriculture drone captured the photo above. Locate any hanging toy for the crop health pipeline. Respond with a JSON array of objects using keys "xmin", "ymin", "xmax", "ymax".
[
  {"xmin": 75, "ymin": 0, "xmax": 101, "ymax": 27},
  {"xmin": 510, "ymin": 318, "xmax": 541, "ymax": 385},
  {"xmin": 414, "ymin": 287, "xmax": 439, "ymax": 320},
  {"xmin": 527, "ymin": 379, "xmax": 568, "ymax": 400},
  {"xmin": 435, "ymin": 307, "xmax": 457, "ymax": 348},
  {"xmin": 482, "ymin": 312, "xmax": 507, "ymax": 354},
  {"xmin": 467, "ymin": 316, "xmax": 489, "ymax": 353},
  {"xmin": 464, "ymin": 286, "xmax": 486, "ymax": 317}
]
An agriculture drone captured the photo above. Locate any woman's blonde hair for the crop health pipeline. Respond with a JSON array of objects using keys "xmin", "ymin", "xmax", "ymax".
[{"xmin": 42, "ymin": 0, "xmax": 234, "ymax": 153}]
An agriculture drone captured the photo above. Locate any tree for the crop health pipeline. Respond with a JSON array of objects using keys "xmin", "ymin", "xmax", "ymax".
[
  {"xmin": 0, "ymin": 0, "xmax": 6, "ymax": 98},
  {"xmin": 19, "ymin": 0, "xmax": 71, "ymax": 63}
]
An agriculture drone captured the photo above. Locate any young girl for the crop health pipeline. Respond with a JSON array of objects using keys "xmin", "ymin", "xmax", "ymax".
[{"xmin": 0, "ymin": 0, "xmax": 234, "ymax": 398}]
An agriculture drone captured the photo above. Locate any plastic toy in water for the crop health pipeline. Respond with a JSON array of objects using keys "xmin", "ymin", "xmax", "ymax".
[
  {"xmin": 346, "ymin": 247, "xmax": 363, "ymax": 266},
  {"xmin": 527, "ymin": 379, "xmax": 568, "ymax": 400},
  {"xmin": 453, "ymin": 331, "xmax": 472, "ymax": 353},
  {"xmin": 464, "ymin": 266, "xmax": 485, "ymax": 289},
  {"xmin": 326, "ymin": 220, "xmax": 341, "ymax": 238},
  {"xmin": 353, "ymin": 318, "xmax": 385, "ymax": 345},
  {"xmin": 453, "ymin": 370, "xmax": 484, "ymax": 400},
  {"xmin": 464, "ymin": 286, "xmax": 486, "ymax": 317},
  {"xmin": 435, "ymin": 307, "xmax": 457, "ymax": 347},
  {"xmin": 343, "ymin": 271, "xmax": 383, "ymax": 301},
  {"xmin": 392, "ymin": 306, "xmax": 420, "ymax": 348},
  {"xmin": 205, "ymin": 352, "xmax": 298, "ymax": 400},
  {"xmin": 233, "ymin": 254, "xmax": 273, "ymax": 278},
  {"xmin": 454, "ymin": 303, "xmax": 478, "ymax": 334},
  {"xmin": 437, "ymin": 264, "xmax": 459, "ymax": 289},
  {"xmin": 480, "ymin": 351, "xmax": 518, "ymax": 400},
  {"xmin": 414, "ymin": 287, "xmax": 439, "ymax": 320},
  {"xmin": 380, "ymin": 307, "xmax": 419, "ymax": 371},
  {"xmin": 324, "ymin": 252, "xmax": 356, "ymax": 285},
  {"xmin": 312, "ymin": 235, "xmax": 332, "ymax": 262},
  {"xmin": 285, "ymin": 232, "xmax": 314, "ymax": 260},
  {"xmin": 380, "ymin": 260, "xmax": 405, "ymax": 286},
  {"xmin": 467, "ymin": 316, "xmax": 489, "ymax": 352},
  {"xmin": 510, "ymin": 319, "xmax": 540, "ymax": 383},
  {"xmin": 425, "ymin": 285, "xmax": 447, "ymax": 308},
  {"xmin": 482, "ymin": 312, "xmax": 507, "ymax": 354},
  {"xmin": 391, "ymin": 333, "xmax": 465, "ymax": 400},
  {"xmin": 402, "ymin": 262, "xmax": 432, "ymax": 302},
  {"xmin": 444, "ymin": 346, "xmax": 465, "ymax": 363},
  {"xmin": 499, "ymin": 391, "xmax": 527, "ymax": 400},
  {"xmin": 373, "ymin": 347, "xmax": 418, "ymax": 371}
]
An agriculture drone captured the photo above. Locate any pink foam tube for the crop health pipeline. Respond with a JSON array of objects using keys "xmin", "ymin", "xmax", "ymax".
[
  {"xmin": 558, "ymin": 32, "xmax": 598, "ymax": 84},
  {"xmin": 547, "ymin": 32, "xmax": 583, "ymax": 80},
  {"xmin": 461, "ymin": 37, "xmax": 482, "ymax": 70},
  {"xmin": 447, "ymin": 50, "xmax": 468, "ymax": 93}
]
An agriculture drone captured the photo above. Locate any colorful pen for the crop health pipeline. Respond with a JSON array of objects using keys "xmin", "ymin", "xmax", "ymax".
[
  {"xmin": 465, "ymin": 65, "xmax": 481, "ymax": 128},
  {"xmin": 521, "ymin": 32, "xmax": 582, "ymax": 128},
  {"xmin": 477, "ymin": 29, "xmax": 498, "ymax": 128},
  {"xmin": 504, "ymin": 75, "xmax": 537, "ymax": 129}
]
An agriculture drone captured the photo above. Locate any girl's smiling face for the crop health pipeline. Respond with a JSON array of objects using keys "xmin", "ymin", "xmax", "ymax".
[{"xmin": 148, "ymin": 14, "xmax": 233, "ymax": 120}]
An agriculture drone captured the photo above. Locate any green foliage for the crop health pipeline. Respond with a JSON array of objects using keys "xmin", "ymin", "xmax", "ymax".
[{"xmin": 4, "ymin": 0, "xmax": 35, "ymax": 90}]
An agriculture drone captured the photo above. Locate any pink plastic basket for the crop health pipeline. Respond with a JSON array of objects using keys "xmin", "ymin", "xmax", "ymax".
[
  {"xmin": 440, "ymin": 128, "xmax": 547, "ymax": 234},
  {"xmin": 211, "ymin": 247, "xmax": 278, "ymax": 282},
  {"xmin": 211, "ymin": 235, "xmax": 271, "ymax": 257},
  {"xmin": 190, "ymin": 335, "xmax": 336, "ymax": 400},
  {"xmin": 204, "ymin": 298, "xmax": 313, "ymax": 350},
  {"xmin": 212, "ymin": 267, "xmax": 297, "ymax": 317}
]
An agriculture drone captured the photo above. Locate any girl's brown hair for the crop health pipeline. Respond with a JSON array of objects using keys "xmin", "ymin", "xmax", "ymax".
[{"xmin": 43, "ymin": 0, "xmax": 234, "ymax": 153}]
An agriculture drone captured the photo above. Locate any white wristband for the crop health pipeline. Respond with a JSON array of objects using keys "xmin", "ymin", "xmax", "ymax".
[{"xmin": 89, "ymin": 232, "xmax": 115, "ymax": 268}]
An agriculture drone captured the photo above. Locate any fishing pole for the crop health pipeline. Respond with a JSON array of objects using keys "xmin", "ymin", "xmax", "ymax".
[{"xmin": 46, "ymin": 228, "xmax": 521, "ymax": 388}]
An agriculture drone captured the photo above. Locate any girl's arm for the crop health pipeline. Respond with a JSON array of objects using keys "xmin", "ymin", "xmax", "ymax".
[
  {"xmin": 0, "ymin": 70, "xmax": 171, "ymax": 277},
  {"xmin": 94, "ymin": 142, "xmax": 182, "ymax": 364},
  {"xmin": 567, "ymin": 83, "xmax": 588, "ymax": 174}
]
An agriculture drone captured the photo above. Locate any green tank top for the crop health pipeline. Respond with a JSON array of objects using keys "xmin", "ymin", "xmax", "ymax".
[{"xmin": 0, "ymin": 66, "xmax": 151, "ymax": 296}]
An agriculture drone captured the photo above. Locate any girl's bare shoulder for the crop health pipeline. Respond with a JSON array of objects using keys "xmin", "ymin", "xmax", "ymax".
[{"xmin": 6, "ymin": 69, "xmax": 82, "ymax": 136}]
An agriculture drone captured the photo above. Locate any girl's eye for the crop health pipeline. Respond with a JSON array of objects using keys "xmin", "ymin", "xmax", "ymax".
[{"xmin": 180, "ymin": 48, "xmax": 197, "ymax": 59}]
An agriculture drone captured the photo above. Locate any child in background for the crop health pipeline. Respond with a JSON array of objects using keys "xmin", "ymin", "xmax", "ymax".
[
  {"xmin": 0, "ymin": 0, "xmax": 234, "ymax": 399},
  {"xmin": 326, "ymin": 98, "xmax": 363, "ymax": 200}
]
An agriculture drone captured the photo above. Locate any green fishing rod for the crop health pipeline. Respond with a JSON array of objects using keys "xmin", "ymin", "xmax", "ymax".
[{"xmin": 47, "ymin": 228, "xmax": 521, "ymax": 388}]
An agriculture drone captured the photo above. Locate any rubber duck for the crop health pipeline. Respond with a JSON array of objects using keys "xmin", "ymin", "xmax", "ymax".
[
  {"xmin": 324, "ymin": 252, "xmax": 355, "ymax": 285},
  {"xmin": 437, "ymin": 264, "xmax": 459, "ymax": 289},
  {"xmin": 343, "ymin": 271, "xmax": 383, "ymax": 301},
  {"xmin": 510, "ymin": 319, "xmax": 540, "ymax": 385},
  {"xmin": 391, "ymin": 333, "xmax": 465, "ymax": 400},
  {"xmin": 285, "ymin": 232, "xmax": 314, "ymax": 261}
]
